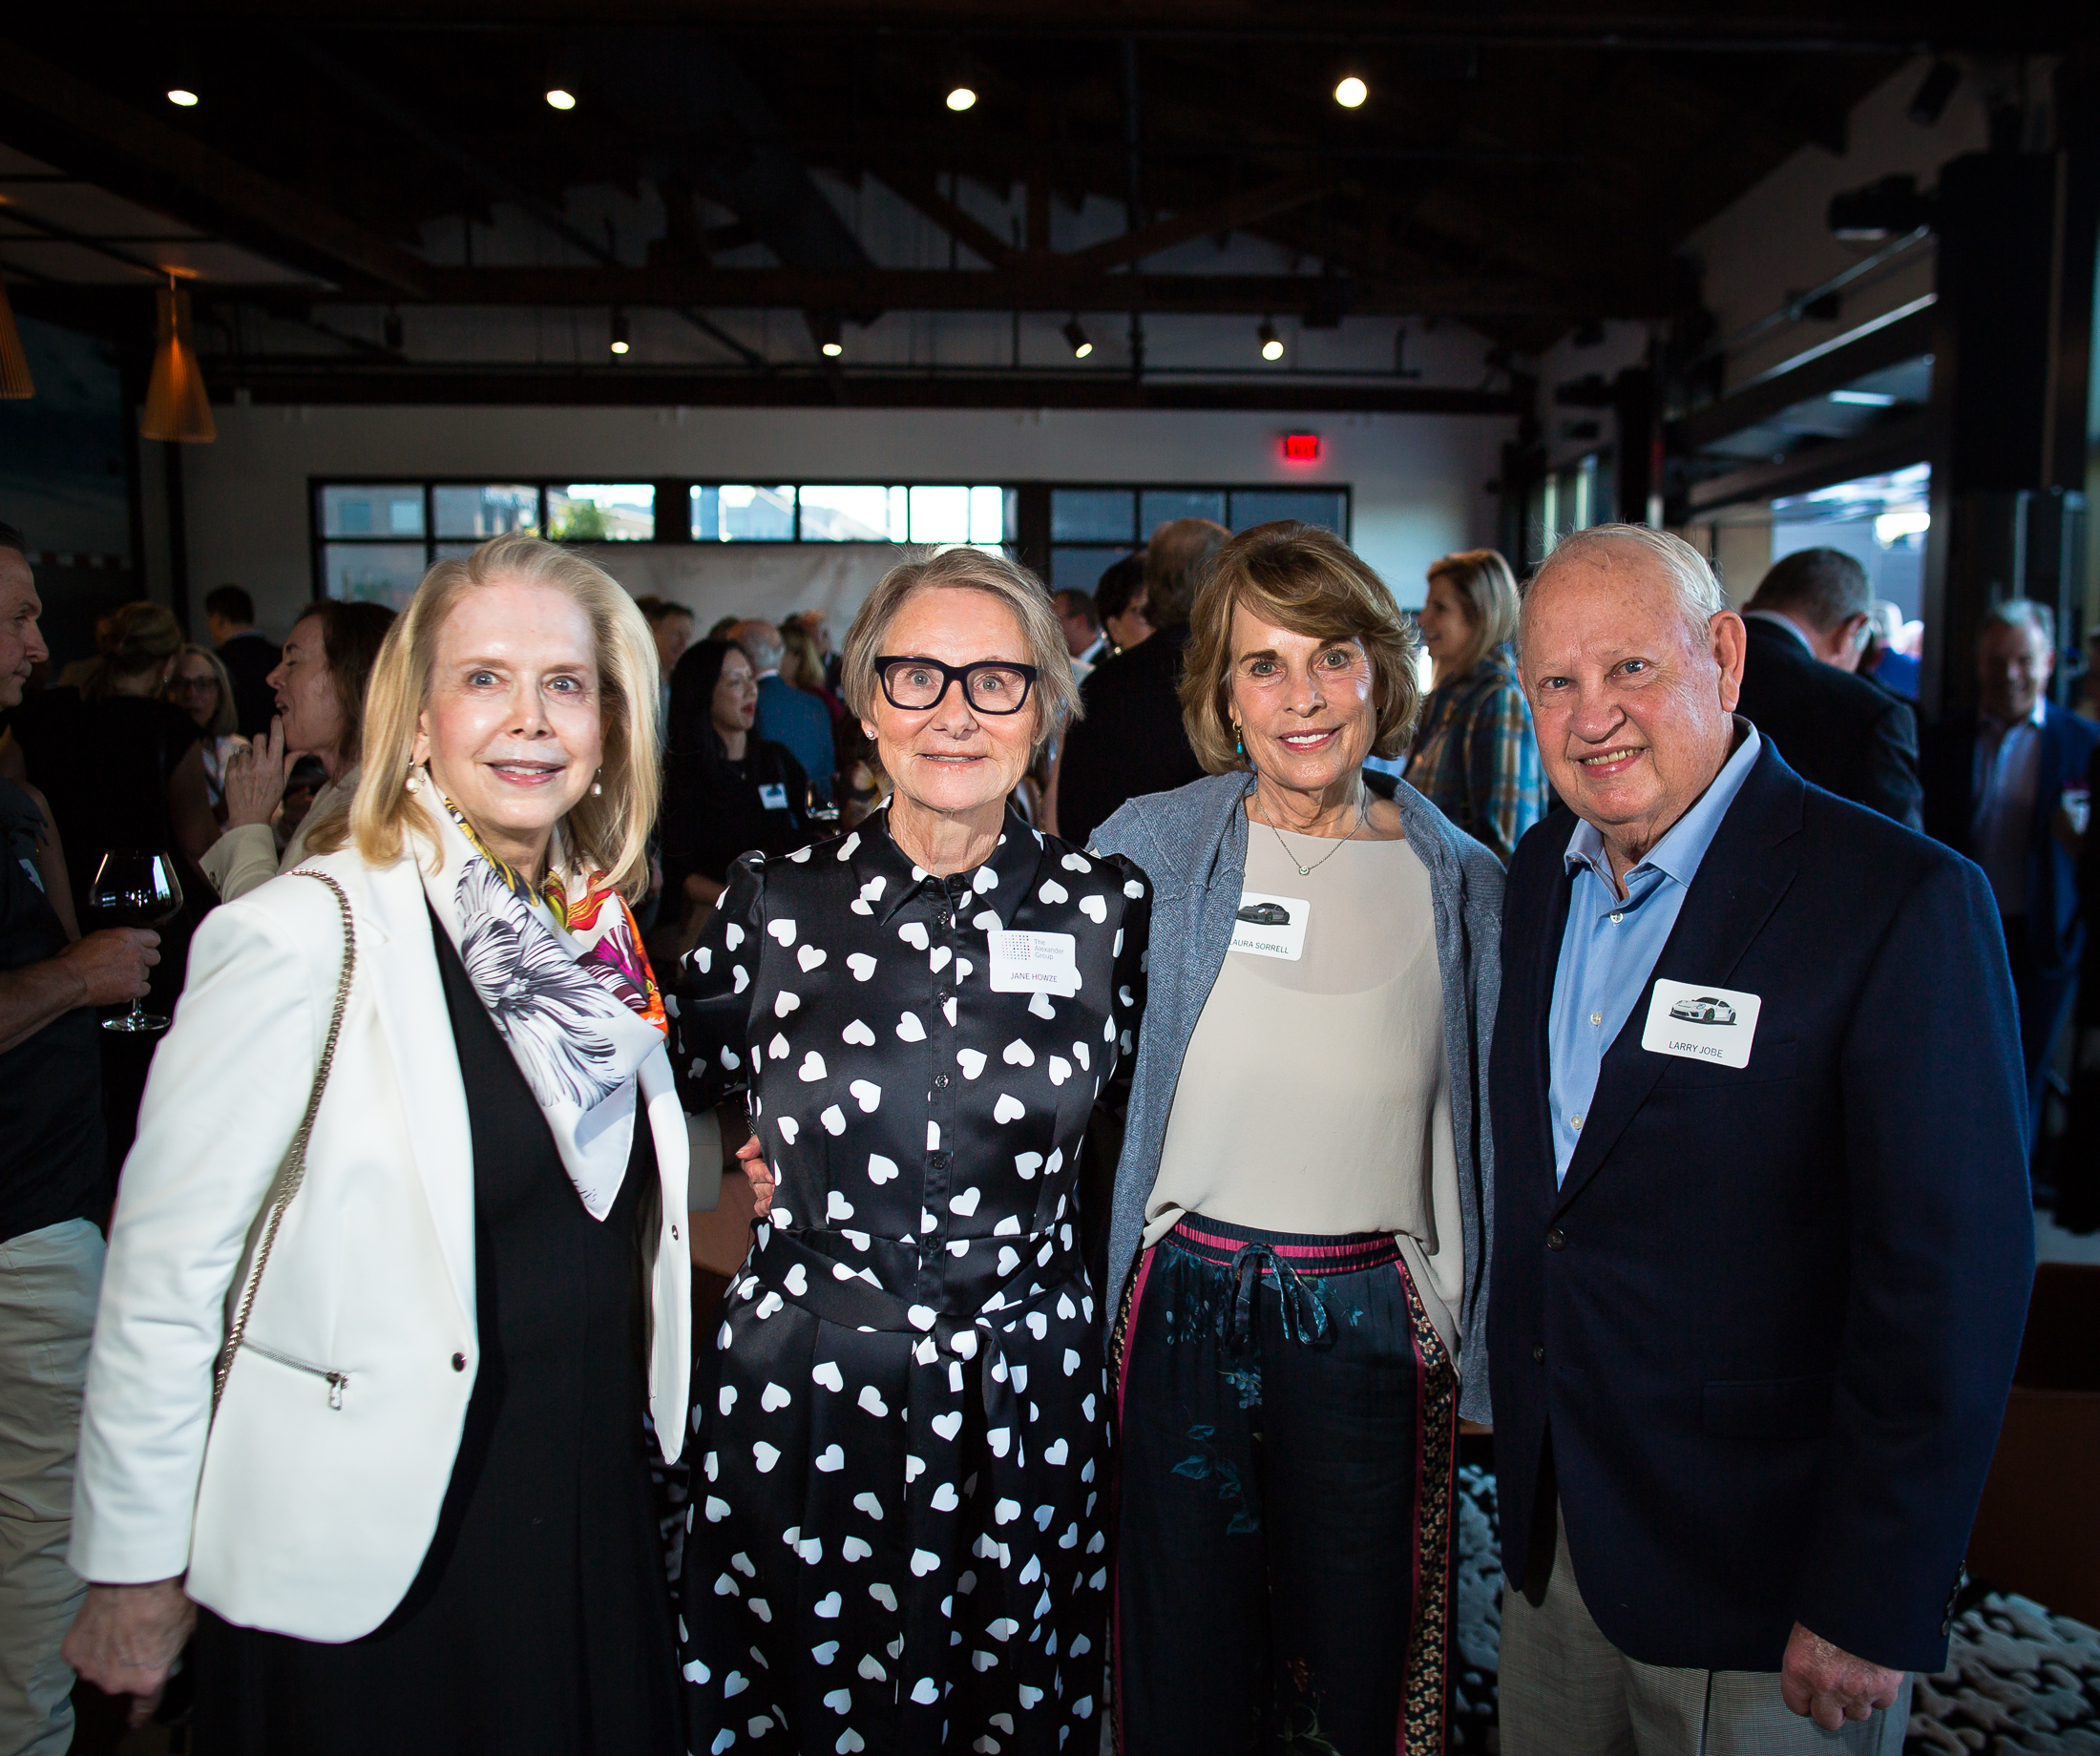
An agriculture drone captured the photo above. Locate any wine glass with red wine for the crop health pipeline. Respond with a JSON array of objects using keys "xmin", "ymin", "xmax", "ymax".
[{"xmin": 87, "ymin": 850, "xmax": 183, "ymax": 1034}]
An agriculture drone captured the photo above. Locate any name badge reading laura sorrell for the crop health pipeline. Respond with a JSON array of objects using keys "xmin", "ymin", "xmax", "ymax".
[
  {"xmin": 1230, "ymin": 892, "xmax": 1310, "ymax": 961},
  {"xmin": 1641, "ymin": 978, "xmax": 1763, "ymax": 1069},
  {"xmin": 988, "ymin": 929, "xmax": 1081, "ymax": 995}
]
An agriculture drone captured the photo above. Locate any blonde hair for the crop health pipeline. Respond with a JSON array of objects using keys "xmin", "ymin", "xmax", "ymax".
[
  {"xmin": 840, "ymin": 547, "xmax": 1078, "ymax": 757},
  {"xmin": 171, "ymin": 642, "xmax": 238, "ymax": 738},
  {"xmin": 1424, "ymin": 549, "xmax": 1520, "ymax": 681},
  {"xmin": 337, "ymin": 534, "xmax": 660, "ymax": 896},
  {"xmin": 1181, "ymin": 521, "xmax": 1421, "ymax": 772}
]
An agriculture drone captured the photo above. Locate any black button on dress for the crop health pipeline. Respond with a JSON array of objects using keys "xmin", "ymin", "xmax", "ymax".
[
  {"xmin": 192, "ymin": 909, "xmax": 679, "ymax": 1756},
  {"xmin": 669, "ymin": 807, "xmax": 1150, "ymax": 1756}
]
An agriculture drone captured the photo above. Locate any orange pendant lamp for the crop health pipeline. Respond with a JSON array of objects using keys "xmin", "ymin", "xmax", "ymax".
[
  {"xmin": 0, "ymin": 278, "xmax": 32, "ymax": 400},
  {"xmin": 140, "ymin": 278, "xmax": 215, "ymax": 442}
]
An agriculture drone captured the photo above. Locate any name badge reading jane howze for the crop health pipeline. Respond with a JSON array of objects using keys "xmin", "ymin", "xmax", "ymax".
[
  {"xmin": 1641, "ymin": 978, "xmax": 1763, "ymax": 1069},
  {"xmin": 988, "ymin": 929, "xmax": 1080, "ymax": 995},
  {"xmin": 1230, "ymin": 891, "xmax": 1310, "ymax": 961}
]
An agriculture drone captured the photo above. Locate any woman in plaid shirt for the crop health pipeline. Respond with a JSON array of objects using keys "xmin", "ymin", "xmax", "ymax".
[{"xmin": 1404, "ymin": 549, "xmax": 1549, "ymax": 863}]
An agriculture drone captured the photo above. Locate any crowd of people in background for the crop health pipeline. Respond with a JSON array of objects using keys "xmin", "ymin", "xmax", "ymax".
[{"xmin": 0, "ymin": 502, "xmax": 2095, "ymax": 1756}]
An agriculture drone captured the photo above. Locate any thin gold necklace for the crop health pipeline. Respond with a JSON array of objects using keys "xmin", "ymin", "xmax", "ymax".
[{"xmin": 1251, "ymin": 788, "xmax": 1368, "ymax": 878}]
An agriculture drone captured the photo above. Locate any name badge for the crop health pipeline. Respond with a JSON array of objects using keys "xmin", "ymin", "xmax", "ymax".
[
  {"xmin": 757, "ymin": 783, "xmax": 790, "ymax": 811},
  {"xmin": 988, "ymin": 929, "xmax": 1080, "ymax": 995},
  {"xmin": 1641, "ymin": 978, "xmax": 1763, "ymax": 1068},
  {"xmin": 1230, "ymin": 891, "xmax": 1310, "ymax": 961}
]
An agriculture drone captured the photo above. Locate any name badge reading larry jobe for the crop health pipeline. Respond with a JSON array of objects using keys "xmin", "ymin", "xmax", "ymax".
[
  {"xmin": 988, "ymin": 929, "xmax": 1081, "ymax": 995},
  {"xmin": 1641, "ymin": 978, "xmax": 1763, "ymax": 1069}
]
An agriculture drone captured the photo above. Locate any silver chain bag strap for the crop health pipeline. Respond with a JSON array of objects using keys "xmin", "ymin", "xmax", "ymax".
[{"xmin": 210, "ymin": 869, "xmax": 358, "ymax": 1417}]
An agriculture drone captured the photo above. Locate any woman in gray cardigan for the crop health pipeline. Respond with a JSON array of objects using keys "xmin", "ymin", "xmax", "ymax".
[{"xmin": 1089, "ymin": 521, "xmax": 1502, "ymax": 1756}]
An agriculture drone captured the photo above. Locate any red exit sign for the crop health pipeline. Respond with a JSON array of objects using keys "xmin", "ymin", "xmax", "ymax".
[{"xmin": 1281, "ymin": 431, "xmax": 1321, "ymax": 462}]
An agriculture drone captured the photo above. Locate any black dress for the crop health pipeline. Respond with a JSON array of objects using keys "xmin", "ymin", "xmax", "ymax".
[
  {"xmin": 193, "ymin": 911, "xmax": 680, "ymax": 1756},
  {"xmin": 660, "ymin": 739, "xmax": 810, "ymax": 904},
  {"xmin": 671, "ymin": 807, "xmax": 1150, "ymax": 1755}
]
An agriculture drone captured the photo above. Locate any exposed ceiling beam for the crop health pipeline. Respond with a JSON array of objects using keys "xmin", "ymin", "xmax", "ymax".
[
  {"xmin": 405, "ymin": 264, "xmax": 1628, "ymax": 317},
  {"xmin": 870, "ymin": 170, "xmax": 1018, "ymax": 269},
  {"xmin": 195, "ymin": 362, "xmax": 1524, "ymax": 415},
  {"xmin": 0, "ymin": 37, "xmax": 430, "ymax": 297},
  {"xmin": 1067, "ymin": 172, "xmax": 1336, "ymax": 274}
]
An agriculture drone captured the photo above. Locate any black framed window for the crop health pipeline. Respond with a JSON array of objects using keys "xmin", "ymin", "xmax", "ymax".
[{"xmin": 1044, "ymin": 484, "xmax": 1351, "ymax": 590}]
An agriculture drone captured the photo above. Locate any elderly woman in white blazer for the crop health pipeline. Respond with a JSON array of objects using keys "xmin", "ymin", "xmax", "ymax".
[{"xmin": 63, "ymin": 534, "xmax": 691, "ymax": 1755}]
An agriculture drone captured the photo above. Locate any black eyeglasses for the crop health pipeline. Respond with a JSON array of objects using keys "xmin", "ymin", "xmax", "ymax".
[{"xmin": 873, "ymin": 656, "xmax": 1040, "ymax": 715}]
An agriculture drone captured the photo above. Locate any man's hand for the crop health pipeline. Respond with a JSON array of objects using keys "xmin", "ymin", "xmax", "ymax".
[
  {"xmin": 57, "ymin": 930, "xmax": 158, "ymax": 1007},
  {"xmin": 736, "ymin": 1132, "xmax": 777, "ymax": 1219},
  {"xmin": 62, "ymin": 1579, "xmax": 196, "ymax": 1727},
  {"xmin": 220, "ymin": 719, "xmax": 296, "ymax": 831},
  {"xmin": 1780, "ymin": 1622, "xmax": 1903, "ymax": 1730}
]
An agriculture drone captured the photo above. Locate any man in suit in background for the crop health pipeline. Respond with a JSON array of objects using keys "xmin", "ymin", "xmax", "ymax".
[
  {"xmin": 1922, "ymin": 599, "xmax": 2100, "ymax": 1155},
  {"xmin": 1733, "ymin": 548, "xmax": 1922, "ymax": 828},
  {"xmin": 1056, "ymin": 518, "xmax": 1227, "ymax": 847},
  {"xmin": 1491, "ymin": 525, "xmax": 2031, "ymax": 1755},
  {"xmin": 203, "ymin": 584, "xmax": 280, "ymax": 738},
  {"xmin": 730, "ymin": 617, "xmax": 835, "ymax": 805}
]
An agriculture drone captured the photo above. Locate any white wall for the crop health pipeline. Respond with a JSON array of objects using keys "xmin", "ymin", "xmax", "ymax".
[{"xmin": 180, "ymin": 402, "xmax": 1510, "ymax": 634}]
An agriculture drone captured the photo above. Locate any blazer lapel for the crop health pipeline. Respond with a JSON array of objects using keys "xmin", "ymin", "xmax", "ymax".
[
  {"xmin": 1523, "ymin": 831, "xmax": 1576, "ymax": 1176},
  {"xmin": 1553, "ymin": 748, "xmax": 1804, "ymax": 1215},
  {"xmin": 361, "ymin": 853, "xmax": 478, "ymax": 1326}
]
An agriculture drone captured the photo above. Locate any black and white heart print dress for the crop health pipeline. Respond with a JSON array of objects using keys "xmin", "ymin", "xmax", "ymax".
[{"xmin": 668, "ymin": 805, "xmax": 1150, "ymax": 1756}]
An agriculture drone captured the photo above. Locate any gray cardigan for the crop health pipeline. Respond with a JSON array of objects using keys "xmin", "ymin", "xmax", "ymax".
[{"xmin": 1091, "ymin": 771, "xmax": 1502, "ymax": 1424}]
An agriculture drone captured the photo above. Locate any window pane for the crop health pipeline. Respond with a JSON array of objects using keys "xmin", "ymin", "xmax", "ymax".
[
  {"xmin": 548, "ymin": 483, "xmax": 655, "ymax": 541},
  {"xmin": 322, "ymin": 484, "xmax": 422, "ymax": 539},
  {"xmin": 323, "ymin": 543, "xmax": 427, "ymax": 609},
  {"xmin": 1140, "ymin": 489, "xmax": 1226, "ymax": 534},
  {"xmin": 1051, "ymin": 489, "xmax": 1135, "ymax": 543},
  {"xmin": 909, "ymin": 486, "xmax": 972, "ymax": 545},
  {"xmin": 969, "ymin": 486, "xmax": 1005, "ymax": 544},
  {"xmin": 800, "ymin": 486, "xmax": 906, "ymax": 542},
  {"xmin": 1051, "ymin": 546, "xmax": 1138, "ymax": 590},
  {"xmin": 714, "ymin": 485, "xmax": 795, "ymax": 542},
  {"xmin": 433, "ymin": 484, "xmax": 538, "ymax": 539},
  {"xmin": 1228, "ymin": 490, "xmax": 1347, "ymax": 536}
]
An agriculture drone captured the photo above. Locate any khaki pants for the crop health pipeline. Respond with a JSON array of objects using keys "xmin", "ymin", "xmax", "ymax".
[
  {"xmin": 1500, "ymin": 1497, "xmax": 1911, "ymax": 1756},
  {"xmin": 0, "ymin": 1220, "xmax": 104, "ymax": 1756}
]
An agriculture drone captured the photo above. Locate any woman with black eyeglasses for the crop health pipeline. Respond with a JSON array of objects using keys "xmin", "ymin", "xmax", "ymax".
[{"xmin": 667, "ymin": 547, "xmax": 1150, "ymax": 1755}]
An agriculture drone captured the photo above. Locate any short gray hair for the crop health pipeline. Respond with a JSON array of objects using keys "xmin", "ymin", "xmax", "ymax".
[
  {"xmin": 841, "ymin": 548, "xmax": 1079, "ymax": 755},
  {"xmin": 1982, "ymin": 597, "xmax": 2054, "ymax": 650},
  {"xmin": 1522, "ymin": 524, "xmax": 1727, "ymax": 651}
]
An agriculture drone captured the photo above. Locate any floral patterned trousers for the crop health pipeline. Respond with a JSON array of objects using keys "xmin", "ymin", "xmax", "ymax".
[{"xmin": 1110, "ymin": 1214, "xmax": 1457, "ymax": 1755}]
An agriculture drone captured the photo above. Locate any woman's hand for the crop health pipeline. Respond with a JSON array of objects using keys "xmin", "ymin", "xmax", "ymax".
[
  {"xmin": 737, "ymin": 1132, "xmax": 776, "ymax": 1219},
  {"xmin": 62, "ymin": 1578, "xmax": 196, "ymax": 1726},
  {"xmin": 220, "ymin": 720, "xmax": 297, "ymax": 831}
]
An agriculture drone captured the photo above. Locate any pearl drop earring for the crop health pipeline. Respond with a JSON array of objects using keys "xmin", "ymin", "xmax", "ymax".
[
  {"xmin": 404, "ymin": 771, "xmax": 420, "ymax": 794},
  {"xmin": 591, "ymin": 771, "xmax": 603, "ymax": 797}
]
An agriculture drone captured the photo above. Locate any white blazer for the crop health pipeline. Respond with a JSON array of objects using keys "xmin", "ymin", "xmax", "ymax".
[{"xmin": 69, "ymin": 845, "xmax": 692, "ymax": 1643}]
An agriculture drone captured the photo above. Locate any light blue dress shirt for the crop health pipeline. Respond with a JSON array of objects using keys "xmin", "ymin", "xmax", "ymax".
[{"xmin": 1546, "ymin": 726, "xmax": 1763, "ymax": 1183}]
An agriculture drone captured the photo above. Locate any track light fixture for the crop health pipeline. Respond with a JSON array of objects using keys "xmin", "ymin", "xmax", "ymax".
[
  {"xmin": 609, "ymin": 310, "xmax": 631, "ymax": 356},
  {"xmin": 384, "ymin": 309, "xmax": 404, "ymax": 353},
  {"xmin": 546, "ymin": 87, "xmax": 577, "ymax": 111},
  {"xmin": 810, "ymin": 310, "xmax": 845, "ymax": 358},
  {"xmin": 167, "ymin": 87, "xmax": 200, "ymax": 108},
  {"xmin": 1062, "ymin": 318, "xmax": 1093, "ymax": 360},
  {"xmin": 946, "ymin": 84, "xmax": 977, "ymax": 112},
  {"xmin": 1906, "ymin": 58, "xmax": 1961, "ymax": 128},
  {"xmin": 1258, "ymin": 319, "xmax": 1285, "ymax": 363},
  {"xmin": 1334, "ymin": 74, "xmax": 1368, "ymax": 109}
]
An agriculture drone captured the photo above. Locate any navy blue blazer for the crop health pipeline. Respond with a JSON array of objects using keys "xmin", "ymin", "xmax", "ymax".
[
  {"xmin": 1921, "ymin": 702, "xmax": 2100, "ymax": 977},
  {"xmin": 1488, "ymin": 741, "xmax": 2033, "ymax": 1674}
]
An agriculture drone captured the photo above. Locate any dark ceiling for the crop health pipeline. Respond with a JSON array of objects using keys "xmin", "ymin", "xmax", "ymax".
[{"xmin": 1, "ymin": 4, "xmax": 2090, "ymax": 405}]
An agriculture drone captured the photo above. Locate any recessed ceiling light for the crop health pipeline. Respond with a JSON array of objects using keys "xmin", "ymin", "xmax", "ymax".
[
  {"xmin": 1334, "ymin": 75, "xmax": 1368, "ymax": 109},
  {"xmin": 946, "ymin": 85, "xmax": 977, "ymax": 112},
  {"xmin": 167, "ymin": 88, "xmax": 200, "ymax": 108},
  {"xmin": 545, "ymin": 87, "xmax": 577, "ymax": 111}
]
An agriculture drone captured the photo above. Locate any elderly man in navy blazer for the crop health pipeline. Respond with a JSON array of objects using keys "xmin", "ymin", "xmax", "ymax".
[{"xmin": 1489, "ymin": 525, "xmax": 2032, "ymax": 1754}]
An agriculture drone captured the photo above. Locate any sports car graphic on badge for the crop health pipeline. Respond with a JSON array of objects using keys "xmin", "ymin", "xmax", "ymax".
[
  {"xmin": 1669, "ymin": 994, "xmax": 1737, "ymax": 1025},
  {"xmin": 1236, "ymin": 900, "xmax": 1292, "ymax": 926}
]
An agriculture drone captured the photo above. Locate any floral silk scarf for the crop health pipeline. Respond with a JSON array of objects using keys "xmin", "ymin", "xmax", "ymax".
[{"xmin": 412, "ymin": 771, "xmax": 667, "ymax": 1220}]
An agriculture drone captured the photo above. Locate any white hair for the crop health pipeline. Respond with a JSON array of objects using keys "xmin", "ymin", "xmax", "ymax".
[
  {"xmin": 1520, "ymin": 523, "xmax": 1728, "ymax": 652},
  {"xmin": 1982, "ymin": 596, "xmax": 2054, "ymax": 651}
]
